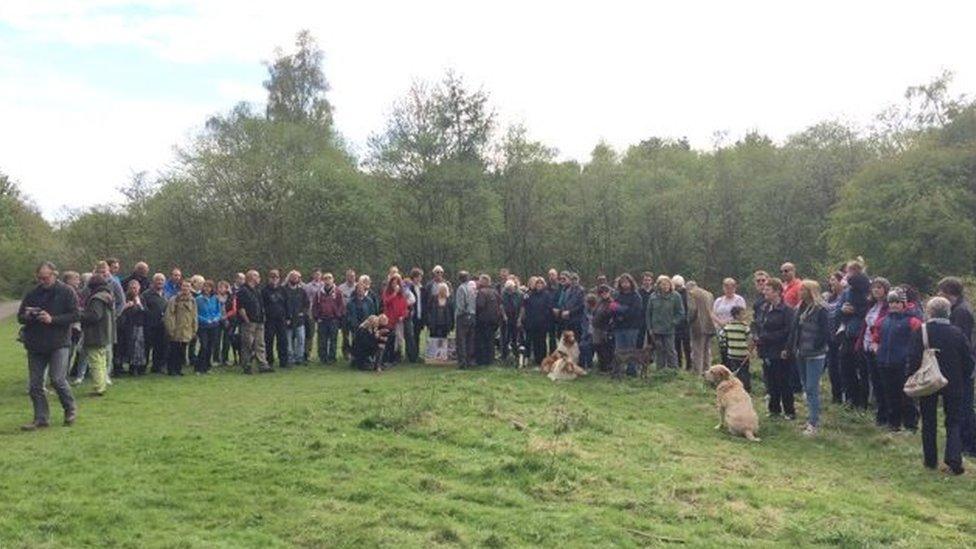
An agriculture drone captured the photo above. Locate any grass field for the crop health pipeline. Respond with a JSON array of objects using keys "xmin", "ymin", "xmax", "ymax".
[{"xmin": 1, "ymin": 316, "xmax": 975, "ymax": 548}]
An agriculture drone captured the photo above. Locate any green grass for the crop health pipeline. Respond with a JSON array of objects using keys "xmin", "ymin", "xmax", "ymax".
[{"xmin": 1, "ymin": 317, "xmax": 975, "ymax": 548}]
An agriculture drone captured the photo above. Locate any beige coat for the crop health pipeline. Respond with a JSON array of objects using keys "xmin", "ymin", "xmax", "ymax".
[
  {"xmin": 164, "ymin": 294, "xmax": 198, "ymax": 343},
  {"xmin": 687, "ymin": 287, "xmax": 716, "ymax": 338}
]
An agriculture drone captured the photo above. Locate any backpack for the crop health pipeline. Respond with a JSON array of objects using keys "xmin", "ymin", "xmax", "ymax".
[{"xmin": 904, "ymin": 323, "xmax": 949, "ymax": 398}]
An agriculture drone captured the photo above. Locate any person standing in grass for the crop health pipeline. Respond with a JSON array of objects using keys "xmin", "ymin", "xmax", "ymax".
[
  {"xmin": 194, "ymin": 280, "xmax": 221, "ymax": 374},
  {"xmin": 262, "ymin": 269, "xmax": 290, "ymax": 369},
  {"xmin": 500, "ymin": 279, "xmax": 524, "ymax": 362},
  {"xmin": 788, "ymin": 280, "xmax": 830, "ymax": 435},
  {"xmin": 823, "ymin": 271, "xmax": 846, "ymax": 404},
  {"xmin": 454, "ymin": 271, "xmax": 477, "ymax": 369},
  {"xmin": 237, "ymin": 270, "xmax": 272, "ymax": 374},
  {"xmin": 909, "ymin": 297, "xmax": 973, "ymax": 475},
  {"xmin": 612, "ymin": 273, "xmax": 643, "ymax": 374},
  {"xmin": 474, "ymin": 274, "xmax": 503, "ymax": 366},
  {"xmin": 426, "ymin": 283, "xmax": 454, "ymax": 339},
  {"xmin": 18, "ymin": 261, "xmax": 79, "ymax": 430},
  {"xmin": 671, "ymin": 275, "xmax": 692, "ymax": 369},
  {"xmin": 164, "ymin": 281, "xmax": 198, "ymax": 376},
  {"xmin": 118, "ymin": 280, "xmax": 147, "ymax": 376},
  {"xmin": 141, "ymin": 273, "xmax": 169, "ymax": 374},
  {"xmin": 79, "ymin": 274, "xmax": 115, "ymax": 396},
  {"xmin": 283, "ymin": 270, "xmax": 310, "ymax": 366},
  {"xmin": 638, "ymin": 271, "xmax": 655, "ymax": 349},
  {"xmin": 873, "ymin": 288, "xmax": 921, "ymax": 433},
  {"xmin": 645, "ymin": 275, "xmax": 685, "ymax": 369},
  {"xmin": 756, "ymin": 278, "xmax": 795, "ymax": 420},
  {"xmin": 381, "ymin": 274, "xmax": 410, "ymax": 365},
  {"xmin": 936, "ymin": 276, "xmax": 976, "ymax": 457},
  {"xmin": 718, "ymin": 306, "xmax": 752, "ymax": 392},
  {"xmin": 215, "ymin": 280, "xmax": 237, "ymax": 366},
  {"xmin": 314, "ymin": 273, "xmax": 346, "ymax": 364},
  {"xmin": 522, "ymin": 276, "xmax": 553, "ymax": 366},
  {"xmin": 686, "ymin": 281, "xmax": 717, "ymax": 375},
  {"xmin": 303, "ymin": 269, "xmax": 325, "ymax": 362},
  {"xmin": 713, "ymin": 277, "xmax": 747, "ymax": 365}
]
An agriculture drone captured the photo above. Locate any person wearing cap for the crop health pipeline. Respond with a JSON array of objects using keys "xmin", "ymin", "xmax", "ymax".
[
  {"xmin": 646, "ymin": 275, "xmax": 685, "ymax": 369},
  {"xmin": 873, "ymin": 288, "xmax": 921, "ymax": 432}
]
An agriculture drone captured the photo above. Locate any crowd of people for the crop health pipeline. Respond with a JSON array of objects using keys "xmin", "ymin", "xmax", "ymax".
[{"xmin": 16, "ymin": 257, "xmax": 976, "ymax": 474}]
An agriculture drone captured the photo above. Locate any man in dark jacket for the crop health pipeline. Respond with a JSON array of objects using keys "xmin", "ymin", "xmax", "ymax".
[
  {"xmin": 405, "ymin": 268, "xmax": 424, "ymax": 363},
  {"xmin": 237, "ymin": 270, "xmax": 271, "ymax": 374},
  {"xmin": 637, "ymin": 271, "xmax": 655, "ymax": 349},
  {"xmin": 140, "ymin": 273, "xmax": 169, "ymax": 374},
  {"xmin": 313, "ymin": 274, "xmax": 346, "ymax": 364},
  {"xmin": 283, "ymin": 270, "xmax": 310, "ymax": 365},
  {"xmin": 262, "ymin": 269, "xmax": 289, "ymax": 369},
  {"xmin": 937, "ymin": 277, "xmax": 976, "ymax": 457},
  {"xmin": 553, "ymin": 271, "xmax": 585, "ymax": 342},
  {"xmin": 474, "ymin": 275, "xmax": 503, "ymax": 366},
  {"xmin": 18, "ymin": 261, "xmax": 79, "ymax": 430},
  {"xmin": 910, "ymin": 297, "xmax": 975, "ymax": 474},
  {"xmin": 121, "ymin": 262, "xmax": 150, "ymax": 295}
]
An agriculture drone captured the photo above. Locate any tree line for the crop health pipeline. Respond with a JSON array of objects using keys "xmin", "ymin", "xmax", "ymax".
[{"xmin": 3, "ymin": 31, "xmax": 976, "ymax": 297}]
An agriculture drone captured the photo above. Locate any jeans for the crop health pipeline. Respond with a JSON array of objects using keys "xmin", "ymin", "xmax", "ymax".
[
  {"xmin": 690, "ymin": 334, "xmax": 713, "ymax": 374},
  {"xmin": 317, "ymin": 318, "xmax": 339, "ymax": 363},
  {"xmin": 921, "ymin": 389, "xmax": 964, "ymax": 471},
  {"xmin": 878, "ymin": 363, "xmax": 918, "ymax": 431},
  {"xmin": 240, "ymin": 322, "xmax": 268, "ymax": 370},
  {"xmin": 652, "ymin": 333, "xmax": 678, "ymax": 369},
  {"xmin": 797, "ymin": 355, "xmax": 826, "ymax": 427},
  {"xmin": 287, "ymin": 323, "xmax": 305, "ymax": 364},
  {"xmin": 27, "ymin": 348, "xmax": 75, "ymax": 423},
  {"xmin": 763, "ymin": 357, "xmax": 795, "ymax": 416},
  {"xmin": 456, "ymin": 314, "xmax": 475, "ymax": 367}
]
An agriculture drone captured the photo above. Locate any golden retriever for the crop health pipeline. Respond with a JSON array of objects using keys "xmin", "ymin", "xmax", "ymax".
[{"xmin": 704, "ymin": 364, "xmax": 760, "ymax": 442}]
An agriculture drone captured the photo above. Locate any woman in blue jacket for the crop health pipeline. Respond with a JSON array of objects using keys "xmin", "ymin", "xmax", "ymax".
[
  {"xmin": 873, "ymin": 289, "xmax": 921, "ymax": 432},
  {"xmin": 194, "ymin": 280, "xmax": 223, "ymax": 374}
]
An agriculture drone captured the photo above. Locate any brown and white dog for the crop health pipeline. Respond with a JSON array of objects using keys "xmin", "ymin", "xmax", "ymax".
[
  {"xmin": 704, "ymin": 364, "xmax": 760, "ymax": 442},
  {"xmin": 540, "ymin": 331, "xmax": 585, "ymax": 380}
]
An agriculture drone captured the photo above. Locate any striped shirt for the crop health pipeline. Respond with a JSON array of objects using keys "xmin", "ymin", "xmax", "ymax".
[{"xmin": 719, "ymin": 321, "xmax": 751, "ymax": 360}]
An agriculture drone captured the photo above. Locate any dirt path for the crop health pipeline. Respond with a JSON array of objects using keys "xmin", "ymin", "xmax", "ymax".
[{"xmin": 0, "ymin": 301, "xmax": 21, "ymax": 321}]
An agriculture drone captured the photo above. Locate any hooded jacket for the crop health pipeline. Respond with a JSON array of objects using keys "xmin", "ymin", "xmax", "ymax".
[
  {"xmin": 18, "ymin": 281, "xmax": 79, "ymax": 353},
  {"xmin": 80, "ymin": 284, "xmax": 115, "ymax": 349},
  {"xmin": 165, "ymin": 293, "xmax": 198, "ymax": 343}
]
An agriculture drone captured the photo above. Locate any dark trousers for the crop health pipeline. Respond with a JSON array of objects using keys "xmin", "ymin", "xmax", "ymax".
[
  {"xmin": 548, "ymin": 326, "xmax": 559, "ymax": 355},
  {"xmin": 727, "ymin": 357, "xmax": 751, "ymax": 393},
  {"xmin": 636, "ymin": 328, "xmax": 646, "ymax": 349},
  {"xmin": 675, "ymin": 331, "xmax": 691, "ymax": 369},
  {"xmin": 405, "ymin": 317, "xmax": 419, "ymax": 363},
  {"xmin": 475, "ymin": 322, "xmax": 498, "ymax": 365},
  {"xmin": 456, "ymin": 314, "xmax": 475, "ymax": 367},
  {"xmin": 866, "ymin": 352, "xmax": 887, "ymax": 424},
  {"xmin": 763, "ymin": 357, "xmax": 795, "ymax": 416},
  {"xmin": 961, "ymin": 378, "xmax": 976, "ymax": 455},
  {"xmin": 167, "ymin": 341, "xmax": 188, "ymax": 375},
  {"xmin": 594, "ymin": 341, "xmax": 614, "ymax": 370},
  {"xmin": 264, "ymin": 319, "xmax": 288, "ymax": 368},
  {"xmin": 196, "ymin": 324, "xmax": 218, "ymax": 373},
  {"xmin": 407, "ymin": 318, "xmax": 422, "ymax": 363},
  {"xmin": 826, "ymin": 340, "xmax": 844, "ymax": 404},
  {"xmin": 920, "ymin": 389, "xmax": 964, "ymax": 472},
  {"xmin": 145, "ymin": 324, "xmax": 168, "ymax": 373},
  {"xmin": 526, "ymin": 328, "xmax": 547, "ymax": 365},
  {"xmin": 878, "ymin": 363, "xmax": 918, "ymax": 430},
  {"xmin": 304, "ymin": 316, "xmax": 316, "ymax": 362},
  {"xmin": 317, "ymin": 318, "xmax": 339, "ymax": 363},
  {"xmin": 216, "ymin": 321, "xmax": 236, "ymax": 364},
  {"xmin": 500, "ymin": 320, "xmax": 520, "ymax": 359},
  {"xmin": 840, "ymin": 343, "xmax": 869, "ymax": 409},
  {"xmin": 341, "ymin": 326, "xmax": 353, "ymax": 359}
]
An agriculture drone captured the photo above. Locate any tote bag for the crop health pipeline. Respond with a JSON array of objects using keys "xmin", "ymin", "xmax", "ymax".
[{"xmin": 904, "ymin": 323, "xmax": 949, "ymax": 398}]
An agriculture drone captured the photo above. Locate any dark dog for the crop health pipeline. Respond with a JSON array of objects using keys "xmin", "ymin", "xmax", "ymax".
[{"xmin": 611, "ymin": 346, "xmax": 654, "ymax": 379}]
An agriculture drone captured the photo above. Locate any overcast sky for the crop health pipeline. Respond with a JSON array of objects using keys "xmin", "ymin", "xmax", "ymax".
[{"xmin": 2, "ymin": 0, "xmax": 974, "ymax": 219}]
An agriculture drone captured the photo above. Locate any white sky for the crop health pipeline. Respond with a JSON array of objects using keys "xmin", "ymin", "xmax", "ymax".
[{"xmin": 2, "ymin": 0, "xmax": 974, "ymax": 219}]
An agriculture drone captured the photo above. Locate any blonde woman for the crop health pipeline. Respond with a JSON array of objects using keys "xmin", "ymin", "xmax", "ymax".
[
  {"xmin": 645, "ymin": 275, "xmax": 686, "ymax": 369},
  {"xmin": 787, "ymin": 280, "xmax": 830, "ymax": 435}
]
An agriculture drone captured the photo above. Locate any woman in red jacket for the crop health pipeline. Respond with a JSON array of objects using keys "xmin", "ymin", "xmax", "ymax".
[{"xmin": 382, "ymin": 274, "xmax": 409, "ymax": 364}]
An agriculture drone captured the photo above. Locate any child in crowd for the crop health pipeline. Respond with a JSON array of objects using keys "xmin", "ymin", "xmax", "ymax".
[{"xmin": 718, "ymin": 306, "xmax": 752, "ymax": 391}]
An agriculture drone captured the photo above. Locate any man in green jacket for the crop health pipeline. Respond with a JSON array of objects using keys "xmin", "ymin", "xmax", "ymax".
[
  {"xmin": 645, "ymin": 275, "xmax": 686, "ymax": 369},
  {"xmin": 80, "ymin": 274, "xmax": 116, "ymax": 397}
]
